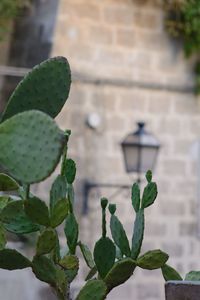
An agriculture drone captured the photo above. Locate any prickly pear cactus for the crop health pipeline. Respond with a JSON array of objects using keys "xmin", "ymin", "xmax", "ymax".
[
  {"xmin": 1, "ymin": 57, "xmax": 71, "ymax": 121},
  {"xmin": 0, "ymin": 56, "xmax": 168, "ymax": 300},
  {"xmin": 0, "ymin": 110, "xmax": 66, "ymax": 183},
  {"xmin": 76, "ymin": 280, "xmax": 107, "ymax": 300}
]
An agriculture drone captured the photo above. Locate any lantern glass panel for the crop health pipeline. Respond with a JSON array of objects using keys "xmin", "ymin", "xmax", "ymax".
[
  {"xmin": 140, "ymin": 146, "xmax": 159, "ymax": 172},
  {"xmin": 122, "ymin": 145, "xmax": 139, "ymax": 173}
]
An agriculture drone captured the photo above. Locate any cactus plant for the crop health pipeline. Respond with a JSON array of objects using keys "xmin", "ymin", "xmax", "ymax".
[{"xmin": 0, "ymin": 57, "xmax": 169, "ymax": 299}]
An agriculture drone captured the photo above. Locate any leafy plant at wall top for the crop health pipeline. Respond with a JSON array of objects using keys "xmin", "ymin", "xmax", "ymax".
[
  {"xmin": 0, "ymin": 0, "xmax": 31, "ymax": 38},
  {"xmin": 0, "ymin": 56, "xmax": 170, "ymax": 299},
  {"xmin": 164, "ymin": 0, "xmax": 200, "ymax": 93}
]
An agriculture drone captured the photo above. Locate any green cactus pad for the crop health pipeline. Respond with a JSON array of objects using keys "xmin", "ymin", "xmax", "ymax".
[
  {"xmin": 0, "ymin": 249, "xmax": 31, "ymax": 270},
  {"xmin": 131, "ymin": 209, "xmax": 144, "ymax": 260},
  {"xmin": 161, "ymin": 264, "xmax": 182, "ymax": 281},
  {"xmin": 110, "ymin": 214, "xmax": 131, "ymax": 257},
  {"xmin": 146, "ymin": 170, "xmax": 152, "ymax": 183},
  {"xmin": 51, "ymin": 231, "xmax": 61, "ymax": 264},
  {"xmin": 56, "ymin": 268, "xmax": 68, "ymax": 299},
  {"xmin": 94, "ymin": 237, "xmax": 116, "ymax": 279},
  {"xmin": 141, "ymin": 182, "xmax": 158, "ymax": 209},
  {"xmin": 185, "ymin": 271, "xmax": 200, "ymax": 281},
  {"xmin": 1, "ymin": 57, "xmax": 71, "ymax": 121},
  {"xmin": 0, "ymin": 110, "xmax": 66, "ymax": 184},
  {"xmin": 78, "ymin": 242, "xmax": 95, "ymax": 269},
  {"xmin": 0, "ymin": 224, "xmax": 6, "ymax": 250},
  {"xmin": 137, "ymin": 249, "xmax": 169, "ymax": 270},
  {"xmin": 59, "ymin": 255, "xmax": 79, "ymax": 270},
  {"xmin": 50, "ymin": 175, "xmax": 67, "ymax": 212},
  {"xmin": 36, "ymin": 228, "xmax": 56, "ymax": 256},
  {"xmin": 24, "ymin": 197, "xmax": 50, "ymax": 227},
  {"xmin": 76, "ymin": 279, "xmax": 107, "ymax": 300},
  {"xmin": 32, "ymin": 255, "xmax": 57, "ymax": 285},
  {"xmin": 108, "ymin": 204, "xmax": 116, "ymax": 215},
  {"xmin": 85, "ymin": 266, "xmax": 97, "ymax": 281},
  {"xmin": 64, "ymin": 213, "xmax": 78, "ymax": 255},
  {"xmin": 0, "ymin": 173, "xmax": 19, "ymax": 191},
  {"xmin": 50, "ymin": 198, "xmax": 69, "ymax": 228},
  {"xmin": 104, "ymin": 258, "xmax": 136, "ymax": 292},
  {"xmin": 65, "ymin": 266, "xmax": 79, "ymax": 283},
  {"xmin": 0, "ymin": 200, "xmax": 40, "ymax": 234},
  {"xmin": 131, "ymin": 183, "xmax": 140, "ymax": 213},
  {"xmin": 0, "ymin": 196, "xmax": 10, "ymax": 211},
  {"xmin": 64, "ymin": 159, "xmax": 76, "ymax": 184},
  {"xmin": 101, "ymin": 198, "xmax": 108, "ymax": 209}
]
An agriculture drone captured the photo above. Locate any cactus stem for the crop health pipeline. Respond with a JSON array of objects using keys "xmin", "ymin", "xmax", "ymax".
[
  {"xmin": 102, "ymin": 205, "xmax": 107, "ymax": 238},
  {"xmin": 61, "ymin": 130, "xmax": 71, "ymax": 177}
]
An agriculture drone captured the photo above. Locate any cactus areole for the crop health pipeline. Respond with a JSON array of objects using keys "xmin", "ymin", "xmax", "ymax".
[{"xmin": 0, "ymin": 57, "xmax": 168, "ymax": 300}]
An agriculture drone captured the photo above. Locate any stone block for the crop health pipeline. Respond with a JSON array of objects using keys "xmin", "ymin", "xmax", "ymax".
[{"xmin": 165, "ymin": 281, "xmax": 200, "ymax": 300}]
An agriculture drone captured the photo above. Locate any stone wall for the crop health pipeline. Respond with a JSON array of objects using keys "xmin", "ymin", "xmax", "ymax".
[{"xmin": 51, "ymin": 0, "xmax": 200, "ymax": 299}]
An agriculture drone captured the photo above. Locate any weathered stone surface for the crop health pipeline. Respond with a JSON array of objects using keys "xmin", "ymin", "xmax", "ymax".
[{"xmin": 165, "ymin": 281, "xmax": 200, "ymax": 300}]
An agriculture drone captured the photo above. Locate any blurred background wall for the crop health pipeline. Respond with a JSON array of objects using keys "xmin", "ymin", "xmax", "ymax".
[{"xmin": 1, "ymin": 0, "xmax": 200, "ymax": 299}]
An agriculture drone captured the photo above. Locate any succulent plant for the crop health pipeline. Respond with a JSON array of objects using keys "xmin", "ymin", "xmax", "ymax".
[{"xmin": 0, "ymin": 57, "xmax": 168, "ymax": 299}]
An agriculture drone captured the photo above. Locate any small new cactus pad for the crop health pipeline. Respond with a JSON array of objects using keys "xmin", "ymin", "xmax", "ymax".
[
  {"xmin": 0, "ymin": 224, "xmax": 6, "ymax": 250},
  {"xmin": 36, "ymin": 228, "xmax": 56, "ymax": 256},
  {"xmin": 161, "ymin": 264, "xmax": 182, "ymax": 281},
  {"xmin": 78, "ymin": 241, "xmax": 95, "ymax": 269},
  {"xmin": 185, "ymin": 271, "xmax": 200, "ymax": 281},
  {"xmin": 1, "ymin": 200, "xmax": 40, "ymax": 234},
  {"xmin": 64, "ymin": 213, "xmax": 78, "ymax": 254},
  {"xmin": 24, "ymin": 197, "xmax": 50, "ymax": 227},
  {"xmin": 76, "ymin": 279, "xmax": 107, "ymax": 300},
  {"xmin": 104, "ymin": 258, "xmax": 136, "ymax": 292},
  {"xmin": 50, "ymin": 198, "xmax": 69, "ymax": 228},
  {"xmin": 131, "ymin": 209, "xmax": 144, "ymax": 259},
  {"xmin": 59, "ymin": 255, "xmax": 79, "ymax": 270},
  {"xmin": 0, "ymin": 173, "xmax": 19, "ymax": 191},
  {"xmin": 141, "ymin": 181, "xmax": 158, "ymax": 209},
  {"xmin": 137, "ymin": 249, "xmax": 169, "ymax": 270},
  {"xmin": 0, "ymin": 110, "xmax": 66, "ymax": 184},
  {"xmin": 131, "ymin": 183, "xmax": 140, "ymax": 212},
  {"xmin": 50, "ymin": 175, "xmax": 67, "ymax": 212},
  {"xmin": 0, "ymin": 249, "xmax": 31, "ymax": 270},
  {"xmin": 1, "ymin": 57, "xmax": 71, "ymax": 122},
  {"xmin": 146, "ymin": 170, "xmax": 152, "ymax": 183},
  {"xmin": 32, "ymin": 255, "xmax": 57, "ymax": 285},
  {"xmin": 94, "ymin": 237, "xmax": 116, "ymax": 279},
  {"xmin": 64, "ymin": 159, "xmax": 76, "ymax": 184},
  {"xmin": 109, "ymin": 210, "xmax": 131, "ymax": 257}
]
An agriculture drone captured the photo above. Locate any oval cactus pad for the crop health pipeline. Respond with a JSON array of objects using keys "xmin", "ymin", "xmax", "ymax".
[
  {"xmin": 1, "ymin": 57, "xmax": 71, "ymax": 121},
  {"xmin": 0, "ymin": 110, "xmax": 66, "ymax": 183}
]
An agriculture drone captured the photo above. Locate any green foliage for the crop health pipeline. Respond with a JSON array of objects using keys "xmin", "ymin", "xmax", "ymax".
[
  {"xmin": 1, "ymin": 57, "xmax": 71, "ymax": 121},
  {"xmin": 162, "ymin": 264, "xmax": 183, "ymax": 281},
  {"xmin": 131, "ymin": 183, "xmax": 140, "ymax": 212},
  {"xmin": 64, "ymin": 159, "xmax": 76, "ymax": 184},
  {"xmin": 0, "ymin": 200, "xmax": 40, "ymax": 234},
  {"xmin": 136, "ymin": 249, "xmax": 169, "ymax": 270},
  {"xmin": 0, "ymin": 58, "xmax": 169, "ymax": 299},
  {"xmin": 94, "ymin": 237, "xmax": 116, "ymax": 279},
  {"xmin": 104, "ymin": 258, "xmax": 136, "ymax": 292},
  {"xmin": 59, "ymin": 255, "xmax": 79, "ymax": 270},
  {"xmin": 165, "ymin": 0, "xmax": 200, "ymax": 93},
  {"xmin": 0, "ymin": 110, "xmax": 66, "ymax": 184},
  {"xmin": 0, "ymin": 249, "xmax": 31, "ymax": 270},
  {"xmin": 109, "ymin": 209, "xmax": 131, "ymax": 257},
  {"xmin": 76, "ymin": 280, "xmax": 107, "ymax": 300},
  {"xmin": 24, "ymin": 197, "xmax": 50, "ymax": 227},
  {"xmin": 0, "ymin": 173, "xmax": 19, "ymax": 191},
  {"xmin": 64, "ymin": 213, "xmax": 78, "ymax": 255},
  {"xmin": 78, "ymin": 241, "xmax": 95, "ymax": 269},
  {"xmin": 32, "ymin": 255, "xmax": 57, "ymax": 285},
  {"xmin": 185, "ymin": 271, "xmax": 200, "ymax": 281},
  {"xmin": 36, "ymin": 228, "xmax": 56, "ymax": 256},
  {"xmin": 131, "ymin": 209, "xmax": 144, "ymax": 260}
]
